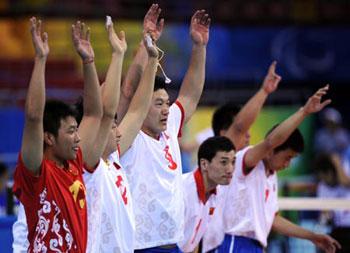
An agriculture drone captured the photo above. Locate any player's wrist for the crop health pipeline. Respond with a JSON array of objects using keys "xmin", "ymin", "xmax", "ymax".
[
  {"xmin": 83, "ymin": 56, "xmax": 94, "ymax": 65},
  {"xmin": 34, "ymin": 55, "xmax": 47, "ymax": 61},
  {"xmin": 299, "ymin": 106, "xmax": 311, "ymax": 117},
  {"xmin": 112, "ymin": 50, "xmax": 125, "ymax": 57},
  {"xmin": 260, "ymin": 86, "xmax": 270, "ymax": 95}
]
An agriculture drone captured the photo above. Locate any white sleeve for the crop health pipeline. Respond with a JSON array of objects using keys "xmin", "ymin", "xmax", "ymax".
[
  {"xmin": 234, "ymin": 147, "xmax": 252, "ymax": 180},
  {"xmin": 168, "ymin": 100, "xmax": 185, "ymax": 138},
  {"xmin": 12, "ymin": 203, "xmax": 29, "ymax": 253}
]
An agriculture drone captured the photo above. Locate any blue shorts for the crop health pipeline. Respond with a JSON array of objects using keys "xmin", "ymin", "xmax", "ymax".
[
  {"xmin": 135, "ymin": 245, "xmax": 181, "ymax": 253},
  {"xmin": 217, "ymin": 234, "xmax": 263, "ymax": 253}
]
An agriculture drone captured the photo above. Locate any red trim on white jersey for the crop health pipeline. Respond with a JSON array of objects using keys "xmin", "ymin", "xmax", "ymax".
[
  {"xmin": 117, "ymin": 144, "xmax": 121, "ymax": 156},
  {"xmin": 191, "ymin": 218, "xmax": 203, "ymax": 244},
  {"xmin": 194, "ymin": 169, "xmax": 216, "ymax": 204},
  {"xmin": 174, "ymin": 100, "xmax": 185, "ymax": 138}
]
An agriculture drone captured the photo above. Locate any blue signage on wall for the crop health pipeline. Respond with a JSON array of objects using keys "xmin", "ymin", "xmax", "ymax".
[{"xmin": 160, "ymin": 26, "xmax": 350, "ymax": 84}]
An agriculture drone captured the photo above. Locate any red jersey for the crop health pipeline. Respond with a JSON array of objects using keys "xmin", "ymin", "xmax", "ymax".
[{"xmin": 13, "ymin": 148, "xmax": 87, "ymax": 253}]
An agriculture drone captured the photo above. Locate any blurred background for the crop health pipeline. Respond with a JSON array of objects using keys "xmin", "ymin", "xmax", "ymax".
[{"xmin": 0, "ymin": 0, "xmax": 350, "ymax": 252}]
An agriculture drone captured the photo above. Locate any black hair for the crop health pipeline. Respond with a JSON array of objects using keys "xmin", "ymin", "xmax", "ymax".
[
  {"xmin": 198, "ymin": 136, "xmax": 235, "ymax": 167},
  {"xmin": 212, "ymin": 103, "xmax": 241, "ymax": 136},
  {"xmin": 43, "ymin": 100, "xmax": 77, "ymax": 137},
  {"xmin": 265, "ymin": 124, "xmax": 304, "ymax": 153},
  {"xmin": 154, "ymin": 76, "xmax": 167, "ymax": 92}
]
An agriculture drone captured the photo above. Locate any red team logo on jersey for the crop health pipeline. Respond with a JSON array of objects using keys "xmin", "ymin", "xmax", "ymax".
[
  {"xmin": 265, "ymin": 189, "xmax": 270, "ymax": 202},
  {"xmin": 164, "ymin": 145, "xmax": 177, "ymax": 170},
  {"xmin": 115, "ymin": 175, "xmax": 128, "ymax": 205}
]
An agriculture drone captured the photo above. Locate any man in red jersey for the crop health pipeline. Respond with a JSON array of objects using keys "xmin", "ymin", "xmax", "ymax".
[{"xmin": 13, "ymin": 18, "xmax": 104, "ymax": 252}]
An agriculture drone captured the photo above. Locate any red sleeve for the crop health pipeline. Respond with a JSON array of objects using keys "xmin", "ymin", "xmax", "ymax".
[
  {"xmin": 174, "ymin": 100, "xmax": 185, "ymax": 138},
  {"xmin": 13, "ymin": 153, "xmax": 42, "ymax": 204}
]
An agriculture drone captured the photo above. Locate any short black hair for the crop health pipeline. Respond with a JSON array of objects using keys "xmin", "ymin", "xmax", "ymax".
[
  {"xmin": 212, "ymin": 103, "xmax": 241, "ymax": 136},
  {"xmin": 154, "ymin": 76, "xmax": 167, "ymax": 92},
  {"xmin": 44, "ymin": 100, "xmax": 77, "ymax": 137},
  {"xmin": 265, "ymin": 124, "xmax": 304, "ymax": 153},
  {"xmin": 198, "ymin": 136, "xmax": 235, "ymax": 167}
]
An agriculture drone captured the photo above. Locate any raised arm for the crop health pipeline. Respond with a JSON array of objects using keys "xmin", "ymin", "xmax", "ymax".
[
  {"xmin": 88, "ymin": 18, "xmax": 127, "ymax": 166},
  {"xmin": 177, "ymin": 10, "xmax": 210, "ymax": 123},
  {"xmin": 21, "ymin": 17, "xmax": 49, "ymax": 175},
  {"xmin": 272, "ymin": 215, "xmax": 341, "ymax": 253},
  {"xmin": 71, "ymin": 21, "xmax": 103, "ymax": 164},
  {"xmin": 244, "ymin": 85, "xmax": 331, "ymax": 171},
  {"xmin": 225, "ymin": 61, "xmax": 281, "ymax": 150},
  {"xmin": 119, "ymin": 34, "xmax": 159, "ymax": 155},
  {"xmin": 117, "ymin": 4, "xmax": 164, "ymax": 122}
]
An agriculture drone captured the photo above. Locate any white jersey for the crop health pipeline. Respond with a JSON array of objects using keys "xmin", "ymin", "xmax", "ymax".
[
  {"xmin": 84, "ymin": 150, "xmax": 135, "ymax": 253},
  {"xmin": 178, "ymin": 169, "xmax": 218, "ymax": 252},
  {"xmin": 223, "ymin": 146, "xmax": 279, "ymax": 247},
  {"xmin": 121, "ymin": 101, "xmax": 185, "ymax": 249},
  {"xmin": 12, "ymin": 203, "xmax": 29, "ymax": 253},
  {"xmin": 201, "ymin": 185, "xmax": 227, "ymax": 252}
]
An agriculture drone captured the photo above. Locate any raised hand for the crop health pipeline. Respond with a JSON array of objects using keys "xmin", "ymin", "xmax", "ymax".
[
  {"xmin": 303, "ymin": 85, "xmax": 331, "ymax": 114},
  {"xmin": 106, "ymin": 17, "xmax": 127, "ymax": 55},
  {"xmin": 30, "ymin": 17, "xmax": 49, "ymax": 58},
  {"xmin": 143, "ymin": 4, "xmax": 164, "ymax": 41},
  {"xmin": 311, "ymin": 234, "xmax": 341, "ymax": 253},
  {"xmin": 143, "ymin": 33, "xmax": 158, "ymax": 58},
  {"xmin": 262, "ymin": 61, "xmax": 282, "ymax": 94},
  {"xmin": 190, "ymin": 10, "xmax": 210, "ymax": 46},
  {"xmin": 72, "ymin": 21, "xmax": 94, "ymax": 63}
]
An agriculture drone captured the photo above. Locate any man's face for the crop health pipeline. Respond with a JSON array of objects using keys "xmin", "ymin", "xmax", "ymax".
[
  {"xmin": 105, "ymin": 119, "xmax": 121, "ymax": 156},
  {"xmin": 268, "ymin": 148, "xmax": 299, "ymax": 171},
  {"xmin": 205, "ymin": 150, "xmax": 236, "ymax": 186},
  {"xmin": 52, "ymin": 116, "xmax": 81, "ymax": 161},
  {"xmin": 142, "ymin": 89, "xmax": 170, "ymax": 137}
]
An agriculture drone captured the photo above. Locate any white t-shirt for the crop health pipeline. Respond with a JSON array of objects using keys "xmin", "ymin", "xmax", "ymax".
[
  {"xmin": 223, "ymin": 146, "xmax": 279, "ymax": 247},
  {"xmin": 121, "ymin": 101, "xmax": 185, "ymax": 249},
  {"xmin": 178, "ymin": 169, "xmax": 218, "ymax": 252},
  {"xmin": 84, "ymin": 150, "xmax": 135, "ymax": 253}
]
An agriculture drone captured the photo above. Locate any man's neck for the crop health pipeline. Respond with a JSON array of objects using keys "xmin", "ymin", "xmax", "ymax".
[
  {"xmin": 141, "ymin": 126, "xmax": 161, "ymax": 140},
  {"xmin": 202, "ymin": 173, "xmax": 217, "ymax": 195},
  {"xmin": 44, "ymin": 149, "xmax": 66, "ymax": 168}
]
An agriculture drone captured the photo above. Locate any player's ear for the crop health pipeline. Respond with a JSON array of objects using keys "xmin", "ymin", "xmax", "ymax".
[
  {"xmin": 200, "ymin": 158, "xmax": 209, "ymax": 172},
  {"xmin": 44, "ymin": 132, "xmax": 55, "ymax": 146}
]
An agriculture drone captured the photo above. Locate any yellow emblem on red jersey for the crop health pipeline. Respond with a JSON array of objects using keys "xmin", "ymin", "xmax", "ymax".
[{"xmin": 69, "ymin": 180, "xmax": 86, "ymax": 208}]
